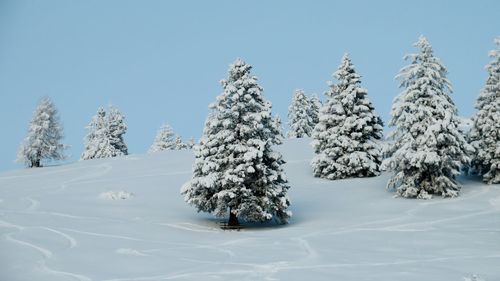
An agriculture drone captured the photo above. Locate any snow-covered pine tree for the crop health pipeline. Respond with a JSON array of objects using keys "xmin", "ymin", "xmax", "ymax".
[
  {"xmin": 385, "ymin": 36, "xmax": 472, "ymax": 199},
  {"xmin": 181, "ymin": 58, "xmax": 291, "ymax": 226},
  {"xmin": 287, "ymin": 89, "xmax": 314, "ymax": 138},
  {"xmin": 468, "ymin": 37, "xmax": 500, "ymax": 184},
  {"xmin": 17, "ymin": 97, "xmax": 66, "ymax": 168},
  {"xmin": 81, "ymin": 106, "xmax": 128, "ymax": 160},
  {"xmin": 311, "ymin": 53, "xmax": 384, "ymax": 180},
  {"xmin": 174, "ymin": 136, "xmax": 188, "ymax": 150},
  {"xmin": 82, "ymin": 107, "xmax": 108, "ymax": 160},
  {"xmin": 106, "ymin": 106, "xmax": 128, "ymax": 156},
  {"xmin": 149, "ymin": 124, "xmax": 176, "ymax": 153},
  {"xmin": 309, "ymin": 94, "xmax": 322, "ymax": 126}
]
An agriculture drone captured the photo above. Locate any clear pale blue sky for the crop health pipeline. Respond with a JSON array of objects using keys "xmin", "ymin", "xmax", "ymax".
[{"xmin": 0, "ymin": 0, "xmax": 499, "ymax": 171}]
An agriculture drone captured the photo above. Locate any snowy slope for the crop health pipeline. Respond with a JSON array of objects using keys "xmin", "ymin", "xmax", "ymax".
[{"xmin": 0, "ymin": 138, "xmax": 499, "ymax": 281}]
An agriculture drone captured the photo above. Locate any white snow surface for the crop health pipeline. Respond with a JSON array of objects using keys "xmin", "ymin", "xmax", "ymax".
[{"xmin": 0, "ymin": 138, "xmax": 499, "ymax": 281}]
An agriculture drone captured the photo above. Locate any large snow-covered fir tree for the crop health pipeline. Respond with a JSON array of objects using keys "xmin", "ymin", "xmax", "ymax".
[
  {"xmin": 309, "ymin": 94, "xmax": 322, "ymax": 126},
  {"xmin": 149, "ymin": 124, "xmax": 176, "ymax": 153},
  {"xmin": 17, "ymin": 97, "xmax": 66, "ymax": 168},
  {"xmin": 311, "ymin": 53, "xmax": 383, "ymax": 180},
  {"xmin": 384, "ymin": 36, "xmax": 472, "ymax": 199},
  {"xmin": 287, "ymin": 89, "xmax": 315, "ymax": 138},
  {"xmin": 181, "ymin": 58, "xmax": 291, "ymax": 226},
  {"xmin": 81, "ymin": 106, "xmax": 128, "ymax": 160},
  {"xmin": 468, "ymin": 37, "xmax": 500, "ymax": 184}
]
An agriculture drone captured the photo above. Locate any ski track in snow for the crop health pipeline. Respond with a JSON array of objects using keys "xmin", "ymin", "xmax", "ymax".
[
  {"xmin": 74, "ymin": 170, "xmax": 191, "ymax": 186},
  {"xmin": 0, "ymin": 219, "xmax": 25, "ymax": 230},
  {"xmin": 38, "ymin": 226, "xmax": 77, "ymax": 248},
  {"xmin": 61, "ymin": 228, "xmax": 160, "ymax": 243},
  {"xmin": 0, "ymin": 166, "xmax": 87, "ymax": 181},
  {"xmin": 115, "ymin": 248, "xmax": 150, "ymax": 257},
  {"xmin": 59, "ymin": 163, "xmax": 113, "ymax": 191},
  {"xmin": 38, "ymin": 261, "xmax": 93, "ymax": 281},
  {"xmin": 24, "ymin": 197, "xmax": 40, "ymax": 211},
  {"xmin": 158, "ymin": 222, "xmax": 220, "ymax": 233},
  {"xmin": 5, "ymin": 232, "xmax": 53, "ymax": 259},
  {"xmin": 0, "ymin": 163, "xmax": 114, "ymax": 281}
]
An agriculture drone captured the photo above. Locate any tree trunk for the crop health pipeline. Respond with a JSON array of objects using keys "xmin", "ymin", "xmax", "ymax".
[
  {"xmin": 228, "ymin": 209, "xmax": 239, "ymax": 227},
  {"xmin": 31, "ymin": 159, "xmax": 41, "ymax": 168}
]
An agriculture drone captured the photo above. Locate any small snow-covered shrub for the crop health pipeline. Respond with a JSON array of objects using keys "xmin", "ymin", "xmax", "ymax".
[{"xmin": 99, "ymin": 191, "xmax": 134, "ymax": 200}]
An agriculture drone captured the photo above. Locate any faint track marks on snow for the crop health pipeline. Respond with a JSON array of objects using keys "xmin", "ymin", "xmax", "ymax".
[
  {"xmin": 39, "ymin": 261, "xmax": 92, "ymax": 281},
  {"xmin": 0, "ymin": 219, "xmax": 24, "ymax": 230},
  {"xmin": 24, "ymin": 197, "xmax": 40, "ymax": 211},
  {"xmin": 115, "ymin": 248, "xmax": 149, "ymax": 256},
  {"xmin": 61, "ymin": 228, "xmax": 171, "ymax": 245},
  {"xmin": 158, "ymin": 222, "xmax": 220, "ymax": 233},
  {"xmin": 38, "ymin": 227, "xmax": 77, "ymax": 248},
  {"xmin": 5, "ymin": 233, "xmax": 53, "ymax": 258},
  {"xmin": 59, "ymin": 163, "xmax": 112, "ymax": 191}
]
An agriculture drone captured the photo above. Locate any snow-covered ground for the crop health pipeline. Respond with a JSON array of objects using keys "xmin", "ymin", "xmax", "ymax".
[{"xmin": 1, "ymin": 138, "xmax": 499, "ymax": 281}]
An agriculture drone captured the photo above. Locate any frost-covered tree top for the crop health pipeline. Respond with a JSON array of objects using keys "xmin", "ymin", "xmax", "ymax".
[
  {"xmin": 385, "ymin": 36, "xmax": 472, "ymax": 198},
  {"xmin": 181, "ymin": 58, "xmax": 291, "ymax": 225},
  {"xmin": 81, "ymin": 106, "xmax": 128, "ymax": 160},
  {"xmin": 149, "ymin": 124, "xmax": 175, "ymax": 153},
  {"xmin": 311, "ymin": 53, "xmax": 383, "ymax": 180},
  {"xmin": 17, "ymin": 97, "xmax": 66, "ymax": 168},
  {"xmin": 287, "ymin": 89, "xmax": 314, "ymax": 138},
  {"xmin": 187, "ymin": 137, "xmax": 196, "ymax": 149},
  {"xmin": 469, "ymin": 36, "xmax": 500, "ymax": 184},
  {"xmin": 174, "ymin": 135, "xmax": 188, "ymax": 150}
]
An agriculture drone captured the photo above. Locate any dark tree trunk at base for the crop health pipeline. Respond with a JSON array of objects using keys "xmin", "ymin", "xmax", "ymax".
[
  {"xmin": 228, "ymin": 210, "xmax": 239, "ymax": 226},
  {"xmin": 31, "ymin": 159, "xmax": 41, "ymax": 168}
]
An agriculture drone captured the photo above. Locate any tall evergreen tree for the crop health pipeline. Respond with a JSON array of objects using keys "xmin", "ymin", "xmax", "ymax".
[
  {"xmin": 82, "ymin": 107, "xmax": 108, "ymax": 160},
  {"xmin": 311, "ymin": 53, "xmax": 383, "ymax": 180},
  {"xmin": 181, "ymin": 59, "xmax": 291, "ymax": 225},
  {"xmin": 309, "ymin": 94, "xmax": 322, "ymax": 126},
  {"xmin": 385, "ymin": 36, "xmax": 472, "ymax": 199},
  {"xmin": 149, "ymin": 124, "xmax": 176, "ymax": 153},
  {"xmin": 107, "ymin": 106, "xmax": 128, "ymax": 156},
  {"xmin": 468, "ymin": 37, "xmax": 500, "ymax": 184},
  {"xmin": 17, "ymin": 97, "xmax": 66, "ymax": 168},
  {"xmin": 287, "ymin": 89, "xmax": 315, "ymax": 138},
  {"xmin": 82, "ymin": 106, "xmax": 128, "ymax": 160}
]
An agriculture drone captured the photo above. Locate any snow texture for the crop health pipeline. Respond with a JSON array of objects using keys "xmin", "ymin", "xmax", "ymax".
[
  {"xmin": 181, "ymin": 58, "xmax": 291, "ymax": 224},
  {"xmin": 1, "ymin": 138, "xmax": 499, "ymax": 281},
  {"xmin": 81, "ymin": 106, "xmax": 128, "ymax": 160},
  {"xmin": 17, "ymin": 97, "xmax": 67, "ymax": 168},
  {"xmin": 468, "ymin": 37, "xmax": 500, "ymax": 184},
  {"xmin": 384, "ymin": 36, "xmax": 473, "ymax": 199},
  {"xmin": 311, "ymin": 53, "xmax": 384, "ymax": 180}
]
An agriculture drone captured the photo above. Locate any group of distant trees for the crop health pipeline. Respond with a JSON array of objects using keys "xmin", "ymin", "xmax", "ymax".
[
  {"xmin": 285, "ymin": 36, "xmax": 499, "ymax": 197},
  {"xmin": 17, "ymin": 36, "xmax": 499, "ymax": 226},
  {"xmin": 17, "ymin": 104, "xmax": 193, "ymax": 168}
]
